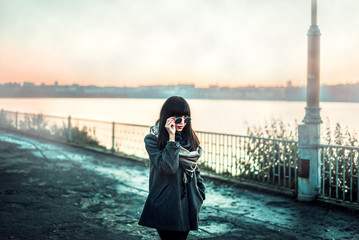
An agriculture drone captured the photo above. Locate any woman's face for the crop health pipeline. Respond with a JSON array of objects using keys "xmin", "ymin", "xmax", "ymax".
[{"xmin": 174, "ymin": 115, "xmax": 189, "ymax": 132}]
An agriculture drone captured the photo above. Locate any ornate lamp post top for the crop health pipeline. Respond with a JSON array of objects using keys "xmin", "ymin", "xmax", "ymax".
[
  {"xmin": 308, "ymin": 0, "xmax": 321, "ymax": 36},
  {"xmin": 312, "ymin": 0, "xmax": 317, "ymax": 26}
]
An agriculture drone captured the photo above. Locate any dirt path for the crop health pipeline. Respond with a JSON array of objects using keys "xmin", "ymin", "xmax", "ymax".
[
  {"xmin": 0, "ymin": 130, "xmax": 358, "ymax": 240},
  {"xmin": 0, "ymin": 135, "xmax": 155, "ymax": 239}
]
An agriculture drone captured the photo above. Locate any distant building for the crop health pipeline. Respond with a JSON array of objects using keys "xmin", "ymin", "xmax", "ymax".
[
  {"xmin": 23, "ymin": 82, "xmax": 36, "ymax": 87},
  {"xmin": 286, "ymin": 80, "xmax": 293, "ymax": 88}
]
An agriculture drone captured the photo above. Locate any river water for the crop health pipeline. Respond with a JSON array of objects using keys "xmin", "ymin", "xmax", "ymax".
[{"xmin": 0, "ymin": 98, "xmax": 358, "ymax": 135}]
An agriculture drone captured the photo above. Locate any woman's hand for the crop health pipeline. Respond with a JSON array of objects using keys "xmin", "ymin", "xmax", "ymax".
[{"xmin": 165, "ymin": 117, "xmax": 176, "ymax": 141}]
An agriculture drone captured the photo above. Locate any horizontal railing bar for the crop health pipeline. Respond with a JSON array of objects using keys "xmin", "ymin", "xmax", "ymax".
[
  {"xmin": 196, "ymin": 130, "xmax": 298, "ymax": 144},
  {"xmin": 71, "ymin": 117, "xmax": 113, "ymax": 124},
  {"xmin": 320, "ymin": 144, "xmax": 359, "ymax": 150},
  {"xmin": 1, "ymin": 109, "xmax": 67, "ymax": 120},
  {"xmin": 1, "ymin": 109, "xmax": 152, "ymax": 128},
  {"xmin": 72, "ymin": 117, "xmax": 151, "ymax": 128}
]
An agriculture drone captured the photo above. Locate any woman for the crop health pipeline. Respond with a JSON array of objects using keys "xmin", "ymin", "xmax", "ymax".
[{"xmin": 139, "ymin": 96, "xmax": 205, "ymax": 240}]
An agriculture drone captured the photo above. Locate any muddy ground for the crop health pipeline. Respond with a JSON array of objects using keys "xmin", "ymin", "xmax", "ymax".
[{"xmin": 0, "ymin": 130, "xmax": 358, "ymax": 240}]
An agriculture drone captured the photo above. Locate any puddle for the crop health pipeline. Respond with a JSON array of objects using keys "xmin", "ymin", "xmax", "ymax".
[
  {"xmin": 0, "ymin": 135, "xmax": 36, "ymax": 150},
  {"xmin": 200, "ymin": 222, "xmax": 233, "ymax": 235},
  {"xmin": 5, "ymin": 169, "xmax": 30, "ymax": 174}
]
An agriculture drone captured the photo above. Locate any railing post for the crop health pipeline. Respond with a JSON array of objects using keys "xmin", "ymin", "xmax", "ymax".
[
  {"xmin": 67, "ymin": 116, "xmax": 72, "ymax": 142},
  {"xmin": 0, "ymin": 109, "xmax": 3, "ymax": 127},
  {"xmin": 298, "ymin": 0, "xmax": 322, "ymax": 201},
  {"xmin": 37, "ymin": 114, "xmax": 41, "ymax": 135},
  {"xmin": 111, "ymin": 122, "xmax": 115, "ymax": 153},
  {"xmin": 15, "ymin": 112, "xmax": 18, "ymax": 130},
  {"xmin": 0, "ymin": 109, "xmax": 3, "ymax": 126}
]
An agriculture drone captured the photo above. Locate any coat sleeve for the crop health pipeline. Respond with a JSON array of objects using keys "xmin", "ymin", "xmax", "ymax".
[
  {"xmin": 195, "ymin": 166, "xmax": 206, "ymax": 200},
  {"xmin": 144, "ymin": 134, "xmax": 180, "ymax": 175}
]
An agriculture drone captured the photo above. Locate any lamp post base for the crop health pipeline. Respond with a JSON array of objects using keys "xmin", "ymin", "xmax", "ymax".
[
  {"xmin": 303, "ymin": 106, "xmax": 322, "ymax": 124},
  {"xmin": 297, "ymin": 193, "xmax": 317, "ymax": 201}
]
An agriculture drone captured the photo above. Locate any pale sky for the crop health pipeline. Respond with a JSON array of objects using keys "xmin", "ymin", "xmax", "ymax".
[{"xmin": 0, "ymin": 0, "xmax": 358, "ymax": 87}]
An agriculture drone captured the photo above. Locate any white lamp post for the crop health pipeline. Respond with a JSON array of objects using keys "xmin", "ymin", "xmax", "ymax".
[{"xmin": 297, "ymin": 0, "xmax": 322, "ymax": 201}]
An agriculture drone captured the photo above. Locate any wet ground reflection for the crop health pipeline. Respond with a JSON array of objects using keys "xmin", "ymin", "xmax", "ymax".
[{"xmin": 1, "ymin": 130, "xmax": 358, "ymax": 239}]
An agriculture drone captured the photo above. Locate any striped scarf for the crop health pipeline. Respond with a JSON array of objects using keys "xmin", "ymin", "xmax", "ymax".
[
  {"xmin": 178, "ymin": 145, "xmax": 202, "ymax": 183},
  {"xmin": 149, "ymin": 122, "xmax": 202, "ymax": 183}
]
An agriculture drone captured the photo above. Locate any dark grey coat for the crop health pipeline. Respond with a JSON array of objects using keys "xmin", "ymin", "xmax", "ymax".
[{"xmin": 138, "ymin": 133, "xmax": 206, "ymax": 231}]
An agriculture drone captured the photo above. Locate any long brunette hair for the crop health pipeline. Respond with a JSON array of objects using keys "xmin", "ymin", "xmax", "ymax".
[{"xmin": 157, "ymin": 96, "xmax": 200, "ymax": 151}]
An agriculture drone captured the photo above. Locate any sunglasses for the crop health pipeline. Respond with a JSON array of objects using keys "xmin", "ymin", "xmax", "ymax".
[{"xmin": 175, "ymin": 117, "xmax": 191, "ymax": 124}]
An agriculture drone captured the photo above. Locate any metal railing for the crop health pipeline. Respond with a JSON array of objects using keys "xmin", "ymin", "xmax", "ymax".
[
  {"xmin": 0, "ymin": 109, "xmax": 298, "ymax": 192},
  {"xmin": 0, "ymin": 109, "xmax": 150, "ymax": 159},
  {"xmin": 320, "ymin": 144, "xmax": 359, "ymax": 203},
  {"xmin": 2, "ymin": 109, "xmax": 358, "ymax": 205},
  {"xmin": 197, "ymin": 131, "xmax": 298, "ymax": 191}
]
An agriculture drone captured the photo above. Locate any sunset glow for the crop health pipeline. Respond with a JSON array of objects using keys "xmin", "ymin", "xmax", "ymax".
[{"xmin": 1, "ymin": 0, "xmax": 358, "ymax": 87}]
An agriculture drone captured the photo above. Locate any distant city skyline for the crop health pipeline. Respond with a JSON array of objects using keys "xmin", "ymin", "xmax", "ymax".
[
  {"xmin": 1, "ymin": 0, "xmax": 359, "ymax": 87},
  {"xmin": 2, "ymin": 80, "xmax": 358, "ymax": 103},
  {"xmin": 0, "ymin": 79, "xmax": 355, "ymax": 88}
]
